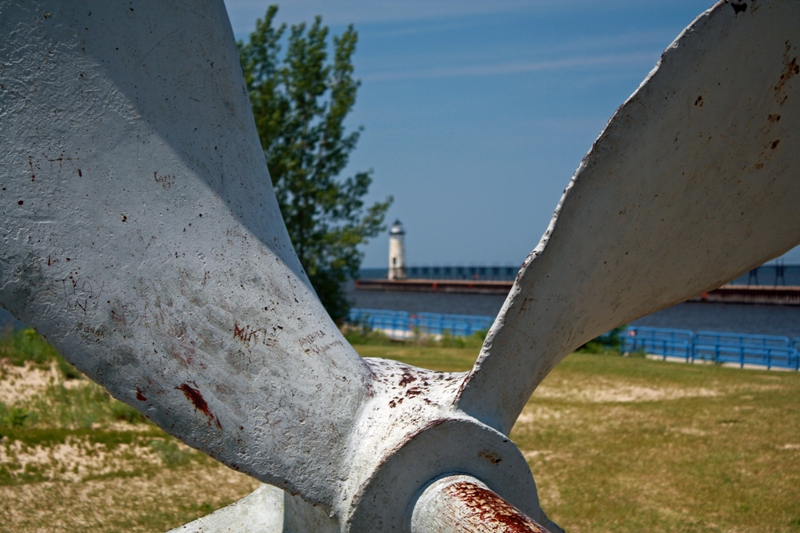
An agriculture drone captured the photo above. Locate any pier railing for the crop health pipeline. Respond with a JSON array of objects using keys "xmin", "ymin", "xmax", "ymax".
[
  {"xmin": 348, "ymin": 310, "xmax": 800, "ymax": 371},
  {"xmin": 348, "ymin": 308, "xmax": 494, "ymax": 338},
  {"xmin": 357, "ymin": 266, "xmax": 520, "ymax": 281},
  {"xmin": 359, "ymin": 263, "xmax": 800, "ymax": 284},
  {"xmin": 730, "ymin": 263, "xmax": 800, "ymax": 286},
  {"xmin": 623, "ymin": 326, "xmax": 800, "ymax": 370}
]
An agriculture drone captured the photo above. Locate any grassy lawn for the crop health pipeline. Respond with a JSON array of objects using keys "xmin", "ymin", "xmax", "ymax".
[
  {"xmin": 355, "ymin": 344, "xmax": 800, "ymax": 533},
  {"xmin": 0, "ymin": 330, "xmax": 260, "ymax": 532},
  {"xmin": 523, "ymin": 355, "xmax": 800, "ymax": 533},
  {"xmin": 2, "ymin": 331, "xmax": 799, "ymax": 532}
]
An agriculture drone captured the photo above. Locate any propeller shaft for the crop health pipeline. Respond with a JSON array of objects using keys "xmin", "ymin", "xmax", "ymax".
[{"xmin": 411, "ymin": 475, "xmax": 552, "ymax": 533}]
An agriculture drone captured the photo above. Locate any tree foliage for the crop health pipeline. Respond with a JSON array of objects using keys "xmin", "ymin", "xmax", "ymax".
[{"xmin": 238, "ymin": 6, "xmax": 392, "ymax": 323}]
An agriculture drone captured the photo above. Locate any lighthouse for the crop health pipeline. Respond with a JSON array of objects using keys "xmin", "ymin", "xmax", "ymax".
[{"xmin": 388, "ymin": 220, "xmax": 407, "ymax": 280}]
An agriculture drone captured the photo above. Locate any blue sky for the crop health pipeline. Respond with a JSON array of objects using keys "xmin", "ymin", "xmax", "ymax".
[{"xmin": 224, "ymin": 0, "xmax": 800, "ymax": 268}]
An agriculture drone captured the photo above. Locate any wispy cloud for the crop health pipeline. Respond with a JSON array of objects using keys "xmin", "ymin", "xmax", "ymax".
[
  {"xmin": 353, "ymin": 27, "xmax": 675, "ymax": 77},
  {"xmin": 360, "ymin": 51, "xmax": 658, "ymax": 82},
  {"xmin": 224, "ymin": 0, "xmax": 647, "ymax": 32}
]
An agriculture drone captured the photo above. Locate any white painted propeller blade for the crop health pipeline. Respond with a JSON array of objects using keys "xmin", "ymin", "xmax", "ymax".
[
  {"xmin": 167, "ymin": 484, "xmax": 285, "ymax": 533},
  {"xmin": 0, "ymin": 2, "xmax": 556, "ymax": 531},
  {"xmin": 0, "ymin": 0, "xmax": 371, "ymax": 509},
  {"xmin": 3, "ymin": 0, "xmax": 798, "ymax": 531},
  {"xmin": 166, "ymin": 484, "xmax": 338, "ymax": 533},
  {"xmin": 456, "ymin": 0, "xmax": 800, "ymax": 434}
]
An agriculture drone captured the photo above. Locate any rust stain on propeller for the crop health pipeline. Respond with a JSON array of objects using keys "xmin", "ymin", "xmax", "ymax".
[
  {"xmin": 177, "ymin": 382, "xmax": 221, "ymax": 429},
  {"xmin": 446, "ymin": 481, "xmax": 551, "ymax": 533}
]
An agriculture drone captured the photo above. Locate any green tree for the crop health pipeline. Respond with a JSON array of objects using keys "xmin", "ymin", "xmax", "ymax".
[{"xmin": 238, "ymin": 6, "xmax": 392, "ymax": 323}]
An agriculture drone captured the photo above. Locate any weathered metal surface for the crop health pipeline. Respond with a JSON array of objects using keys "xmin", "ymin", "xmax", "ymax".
[
  {"xmin": 167, "ymin": 484, "xmax": 338, "ymax": 533},
  {"xmin": 456, "ymin": 0, "xmax": 800, "ymax": 434},
  {"xmin": 0, "ymin": 0, "xmax": 371, "ymax": 512},
  {"xmin": 411, "ymin": 476, "xmax": 551, "ymax": 533},
  {"xmin": 171, "ymin": 358, "xmax": 557, "ymax": 533},
  {"xmin": 168, "ymin": 484, "xmax": 285, "ymax": 533},
  {"xmin": 2, "ymin": 0, "xmax": 799, "ymax": 532},
  {"xmin": 340, "ymin": 359, "xmax": 555, "ymax": 532},
  {"xmin": 0, "ymin": 1, "xmax": 553, "ymax": 530}
]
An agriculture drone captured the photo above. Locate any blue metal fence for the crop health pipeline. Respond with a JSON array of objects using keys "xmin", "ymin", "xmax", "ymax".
[
  {"xmin": 622, "ymin": 326, "xmax": 694, "ymax": 360},
  {"xmin": 623, "ymin": 326, "xmax": 800, "ymax": 370},
  {"xmin": 349, "ymin": 310, "xmax": 800, "ymax": 371},
  {"xmin": 349, "ymin": 308, "xmax": 412, "ymax": 332},
  {"xmin": 349, "ymin": 308, "xmax": 493, "ymax": 337},
  {"xmin": 695, "ymin": 330, "xmax": 791, "ymax": 350}
]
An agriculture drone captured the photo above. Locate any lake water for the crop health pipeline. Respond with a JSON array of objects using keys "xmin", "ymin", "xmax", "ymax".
[
  {"xmin": 345, "ymin": 282, "xmax": 800, "ymax": 339},
  {"xmin": 4, "ymin": 284, "xmax": 799, "ymax": 340}
]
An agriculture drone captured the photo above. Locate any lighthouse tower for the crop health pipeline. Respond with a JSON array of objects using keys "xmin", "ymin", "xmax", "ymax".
[{"xmin": 388, "ymin": 220, "xmax": 407, "ymax": 280}]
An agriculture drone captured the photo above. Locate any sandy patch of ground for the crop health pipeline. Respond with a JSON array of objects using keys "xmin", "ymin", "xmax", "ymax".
[
  {"xmin": 0, "ymin": 435, "xmax": 170, "ymax": 483},
  {"xmin": 0, "ymin": 361, "xmax": 61, "ymax": 405},
  {"xmin": 532, "ymin": 377, "xmax": 719, "ymax": 403},
  {"xmin": 521, "ymin": 449, "xmax": 572, "ymax": 463},
  {"xmin": 92, "ymin": 420, "xmax": 154, "ymax": 433},
  {"xmin": 0, "ymin": 462, "xmax": 262, "ymax": 533},
  {"xmin": 672, "ymin": 427, "xmax": 708, "ymax": 437},
  {"xmin": 515, "ymin": 405, "xmax": 575, "ymax": 425}
]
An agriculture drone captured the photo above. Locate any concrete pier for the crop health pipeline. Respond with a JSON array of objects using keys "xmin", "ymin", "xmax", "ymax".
[
  {"xmin": 356, "ymin": 279, "xmax": 800, "ymax": 305},
  {"xmin": 355, "ymin": 278, "xmax": 513, "ymax": 295}
]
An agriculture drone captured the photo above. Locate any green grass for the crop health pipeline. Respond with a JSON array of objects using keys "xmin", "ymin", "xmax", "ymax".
[
  {"xmin": 0, "ymin": 327, "xmax": 80, "ymax": 377},
  {"xmin": 356, "ymin": 343, "xmax": 479, "ymax": 372},
  {"xmin": 523, "ymin": 354, "xmax": 800, "ymax": 533},
  {"xmin": 3, "ymin": 331, "xmax": 800, "ymax": 532},
  {"xmin": 0, "ymin": 329, "xmax": 262, "ymax": 531},
  {"xmin": 0, "ymin": 327, "xmax": 59, "ymax": 366},
  {"xmin": 343, "ymin": 322, "xmax": 488, "ymax": 350},
  {"xmin": 357, "ymin": 344, "xmax": 800, "ymax": 533}
]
